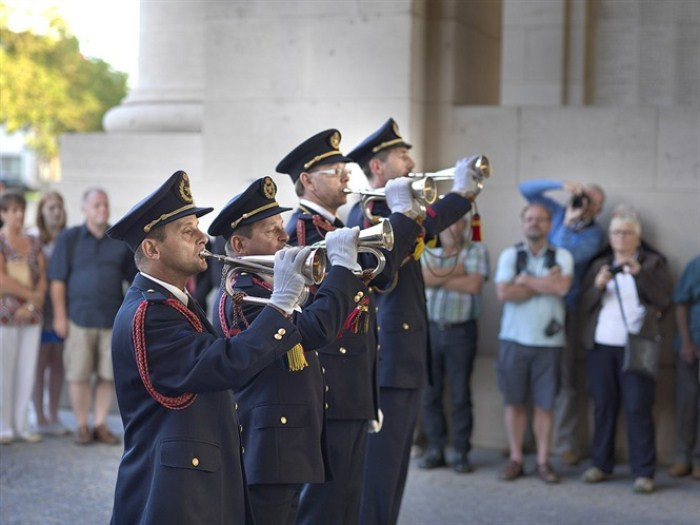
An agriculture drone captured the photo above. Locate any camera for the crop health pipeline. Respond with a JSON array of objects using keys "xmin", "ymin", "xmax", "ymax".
[
  {"xmin": 544, "ymin": 318, "xmax": 563, "ymax": 337},
  {"xmin": 570, "ymin": 193, "xmax": 590, "ymax": 209},
  {"xmin": 610, "ymin": 264, "xmax": 624, "ymax": 275}
]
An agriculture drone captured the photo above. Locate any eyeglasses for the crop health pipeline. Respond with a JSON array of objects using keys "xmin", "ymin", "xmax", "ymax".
[{"xmin": 311, "ymin": 167, "xmax": 351, "ymax": 178}]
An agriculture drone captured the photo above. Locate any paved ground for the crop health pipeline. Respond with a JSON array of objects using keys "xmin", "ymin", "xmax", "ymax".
[{"xmin": 1, "ymin": 411, "xmax": 698, "ymax": 525}]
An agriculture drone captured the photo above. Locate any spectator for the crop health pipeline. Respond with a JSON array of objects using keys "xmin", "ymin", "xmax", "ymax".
[
  {"xmin": 519, "ymin": 179, "xmax": 605, "ymax": 464},
  {"xmin": 0, "ymin": 191, "xmax": 47, "ymax": 444},
  {"xmin": 29, "ymin": 191, "xmax": 69, "ymax": 436},
  {"xmin": 579, "ymin": 207, "xmax": 672, "ymax": 493},
  {"xmin": 495, "ymin": 203, "xmax": 573, "ymax": 484},
  {"xmin": 48, "ymin": 188, "xmax": 135, "ymax": 445},
  {"xmin": 419, "ymin": 216, "xmax": 489, "ymax": 473},
  {"xmin": 668, "ymin": 254, "xmax": 700, "ymax": 479}
]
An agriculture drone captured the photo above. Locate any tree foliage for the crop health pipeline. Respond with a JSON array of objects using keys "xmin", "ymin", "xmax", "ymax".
[{"xmin": 0, "ymin": 2, "xmax": 128, "ymax": 157}]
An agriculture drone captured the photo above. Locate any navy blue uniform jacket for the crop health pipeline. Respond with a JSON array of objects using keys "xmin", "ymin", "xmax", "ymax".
[
  {"xmin": 211, "ymin": 266, "xmax": 367, "ymax": 484},
  {"xmin": 285, "ymin": 204, "xmax": 421, "ymax": 419},
  {"xmin": 110, "ymin": 273, "xmax": 301, "ymax": 525},
  {"xmin": 346, "ymin": 193, "xmax": 471, "ymax": 389}
]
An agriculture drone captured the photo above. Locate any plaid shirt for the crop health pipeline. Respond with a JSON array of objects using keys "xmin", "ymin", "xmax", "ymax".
[{"xmin": 422, "ymin": 242, "xmax": 490, "ymax": 324}]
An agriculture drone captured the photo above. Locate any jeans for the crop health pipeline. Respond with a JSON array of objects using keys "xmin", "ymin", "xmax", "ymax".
[{"xmin": 422, "ymin": 320, "xmax": 477, "ymax": 454}]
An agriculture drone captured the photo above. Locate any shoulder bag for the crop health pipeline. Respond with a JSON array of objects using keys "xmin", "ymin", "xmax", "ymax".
[{"xmin": 613, "ymin": 276, "xmax": 660, "ymax": 379}]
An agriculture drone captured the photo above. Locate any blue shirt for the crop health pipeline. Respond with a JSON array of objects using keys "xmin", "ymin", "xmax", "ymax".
[
  {"xmin": 519, "ymin": 179, "xmax": 605, "ymax": 309},
  {"xmin": 673, "ymin": 254, "xmax": 700, "ymax": 348},
  {"xmin": 48, "ymin": 225, "xmax": 135, "ymax": 328},
  {"xmin": 495, "ymin": 244, "xmax": 573, "ymax": 347}
]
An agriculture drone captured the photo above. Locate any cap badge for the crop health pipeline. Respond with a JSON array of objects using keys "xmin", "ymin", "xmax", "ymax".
[
  {"xmin": 329, "ymin": 131, "xmax": 341, "ymax": 150},
  {"xmin": 178, "ymin": 173, "xmax": 193, "ymax": 204},
  {"xmin": 262, "ymin": 177, "xmax": 277, "ymax": 199}
]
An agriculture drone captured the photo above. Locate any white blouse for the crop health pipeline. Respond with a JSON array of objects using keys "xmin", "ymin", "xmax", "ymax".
[{"xmin": 594, "ymin": 269, "xmax": 646, "ymax": 347}]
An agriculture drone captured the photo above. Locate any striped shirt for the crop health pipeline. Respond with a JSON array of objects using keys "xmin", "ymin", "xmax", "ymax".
[{"xmin": 422, "ymin": 242, "xmax": 490, "ymax": 323}]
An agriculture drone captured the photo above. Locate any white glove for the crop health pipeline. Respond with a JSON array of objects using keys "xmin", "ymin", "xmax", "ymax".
[
  {"xmin": 385, "ymin": 177, "xmax": 422, "ymax": 218},
  {"xmin": 451, "ymin": 155, "xmax": 481, "ymax": 196},
  {"xmin": 325, "ymin": 227, "xmax": 362, "ymax": 273},
  {"xmin": 269, "ymin": 246, "xmax": 312, "ymax": 315},
  {"xmin": 368, "ymin": 408, "xmax": 384, "ymax": 433}
]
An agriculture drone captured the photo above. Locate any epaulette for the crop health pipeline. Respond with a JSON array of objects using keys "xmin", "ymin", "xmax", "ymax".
[
  {"xmin": 232, "ymin": 272, "xmax": 254, "ymax": 290},
  {"xmin": 140, "ymin": 289, "xmax": 169, "ymax": 303}
]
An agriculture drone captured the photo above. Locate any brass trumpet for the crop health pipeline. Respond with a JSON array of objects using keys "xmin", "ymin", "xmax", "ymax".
[
  {"xmin": 344, "ymin": 177, "xmax": 437, "ymax": 225},
  {"xmin": 200, "ymin": 247, "xmax": 326, "ymax": 308},
  {"xmin": 312, "ymin": 219, "xmax": 395, "ymax": 280},
  {"xmin": 408, "ymin": 155, "xmax": 491, "ymax": 199}
]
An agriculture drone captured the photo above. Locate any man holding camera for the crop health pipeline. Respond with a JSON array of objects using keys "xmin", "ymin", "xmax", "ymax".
[
  {"xmin": 495, "ymin": 204, "xmax": 573, "ymax": 484},
  {"xmin": 519, "ymin": 179, "xmax": 605, "ymax": 465}
]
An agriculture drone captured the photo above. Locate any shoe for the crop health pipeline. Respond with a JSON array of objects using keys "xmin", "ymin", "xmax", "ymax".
[
  {"xmin": 74, "ymin": 425, "xmax": 93, "ymax": 445},
  {"xmin": 668, "ymin": 463, "xmax": 691, "ymax": 477},
  {"xmin": 452, "ymin": 453, "xmax": 473, "ymax": 474},
  {"xmin": 560, "ymin": 450, "xmax": 581, "ymax": 466},
  {"xmin": 0, "ymin": 435, "xmax": 13, "ymax": 445},
  {"xmin": 17, "ymin": 433, "xmax": 42, "ymax": 443},
  {"xmin": 536, "ymin": 462, "xmax": 560, "ymax": 484},
  {"xmin": 499, "ymin": 460, "xmax": 523, "ymax": 481},
  {"xmin": 581, "ymin": 466, "xmax": 610, "ymax": 483},
  {"xmin": 93, "ymin": 424, "xmax": 120, "ymax": 445},
  {"xmin": 632, "ymin": 477, "xmax": 654, "ymax": 494},
  {"xmin": 692, "ymin": 465, "xmax": 700, "ymax": 480},
  {"xmin": 410, "ymin": 444, "xmax": 424, "ymax": 459},
  {"xmin": 418, "ymin": 449, "xmax": 446, "ymax": 469}
]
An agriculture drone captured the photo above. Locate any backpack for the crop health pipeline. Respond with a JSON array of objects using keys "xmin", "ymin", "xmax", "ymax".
[{"xmin": 514, "ymin": 241, "xmax": 556, "ymax": 275}]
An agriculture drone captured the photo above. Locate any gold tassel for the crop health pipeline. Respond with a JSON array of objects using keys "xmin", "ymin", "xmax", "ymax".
[{"xmin": 286, "ymin": 343, "xmax": 308, "ymax": 372}]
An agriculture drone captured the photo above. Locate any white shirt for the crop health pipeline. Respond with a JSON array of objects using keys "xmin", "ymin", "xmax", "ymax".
[
  {"xmin": 140, "ymin": 272, "xmax": 189, "ymax": 306},
  {"xmin": 594, "ymin": 270, "xmax": 646, "ymax": 347},
  {"xmin": 299, "ymin": 199, "xmax": 337, "ymax": 224}
]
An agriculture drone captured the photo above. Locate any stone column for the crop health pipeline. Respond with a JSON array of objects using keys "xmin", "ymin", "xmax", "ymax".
[{"xmin": 103, "ymin": 0, "xmax": 205, "ymax": 132}]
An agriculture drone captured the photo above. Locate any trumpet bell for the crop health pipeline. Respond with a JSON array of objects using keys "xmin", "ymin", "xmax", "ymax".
[{"xmin": 358, "ymin": 218, "xmax": 394, "ymax": 251}]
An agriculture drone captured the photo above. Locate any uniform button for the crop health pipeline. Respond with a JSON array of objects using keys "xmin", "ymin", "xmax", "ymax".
[
  {"xmin": 325, "ymin": 385, "xmax": 329, "ymax": 392},
  {"xmin": 377, "ymin": 326, "xmax": 381, "ymax": 332},
  {"xmin": 277, "ymin": 328, "xmax": 286, "ymax": 335},
  {"xmin": 241, "ymin": 272, "xmax": 248, "ymax": 276},
  {"xmin": 191, "ymin": 457, "xmax": 200, "ymax": 467},
  {"xmin": 235, "ymin": 402, "xmax": 239, "ymax": 410},
  {"xmin": 325, "ymin": 403, "xmax": 329, "ymax": 410},
  {"xmin": 402, "ymin": 323, "xmax": 410, "ymax": 330},
  {"xmin": 280, "ymin": 416, "xmax": 288, "ymax": 425},
  {"xmin": 274, "ymin": 334, "xmax": 282, "ymax": 340},
  {"xmin": 377, "ymin": 344, "xmax": 381, "ymax": 351},
  {"xmin": 322, "ymin": 367, "xmax": 326, "ymax": 374},
  {"xmin": 315, "ymin": 351, "xmax": 319, "ymax": 356},
  {"xmin": 147, "ymin": 289, "xmax": 155, "ymax": 293},
  {"xmin": 242, "ymin": 446, "xmax": 245, "ymax": 454},
  {"xmin": 357, "ymin": 291, "xmax": 364, "ymax": 298},
  {"xmin": 375, "ymin": 306, "xmax": 379, "ymax": 312},
  {"xmin": 339, "ymin": 347, "xmax": 347, "ymax": 354},
  {"xmin": 239, "ymin": 424, "xmax": 243, "ymax": 433}
]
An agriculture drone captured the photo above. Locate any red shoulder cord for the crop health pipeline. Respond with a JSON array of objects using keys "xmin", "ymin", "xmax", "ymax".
[
  {"xmin": 132, "ymin": 298, "xmax": 204, "ymax": 410},
  {"xmin": 297, "ymin": 215, "xmax": 336, "ymax": 247},
  {"xmin": 218, "ymin": 272, "xmax": 273, "ymax": 337}
]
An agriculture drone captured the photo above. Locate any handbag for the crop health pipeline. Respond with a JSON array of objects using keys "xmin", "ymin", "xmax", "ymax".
[
  {"xmin": 2, "ymin": 258, "xmax": 33, "ymax": 296},
  {"xmin": 613, "ymin": 276, "xmax": 660, "ymax": 379}
]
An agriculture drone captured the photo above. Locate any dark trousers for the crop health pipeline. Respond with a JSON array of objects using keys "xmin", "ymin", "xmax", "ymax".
[
  {"xmin": 422, "ymin": 320, "xmax": 477, "ymax": 454},
  {"xmin": 674, "ymin": 354, "xmax": 700, "ymax": 466},
  {"xmin": 587, "ymin": 343, "xmax": 656, "ymax": 478},
  {"xmin": 360, "ymin": 387, "xmax": 420, "ymax": 525},
  {"xmin": 297, "ymin": 419, "xmax": 368, "ymax": 525},
  {"xmin": 247, "ymin": 483, "xmax": 301, "ymax": 525}
]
